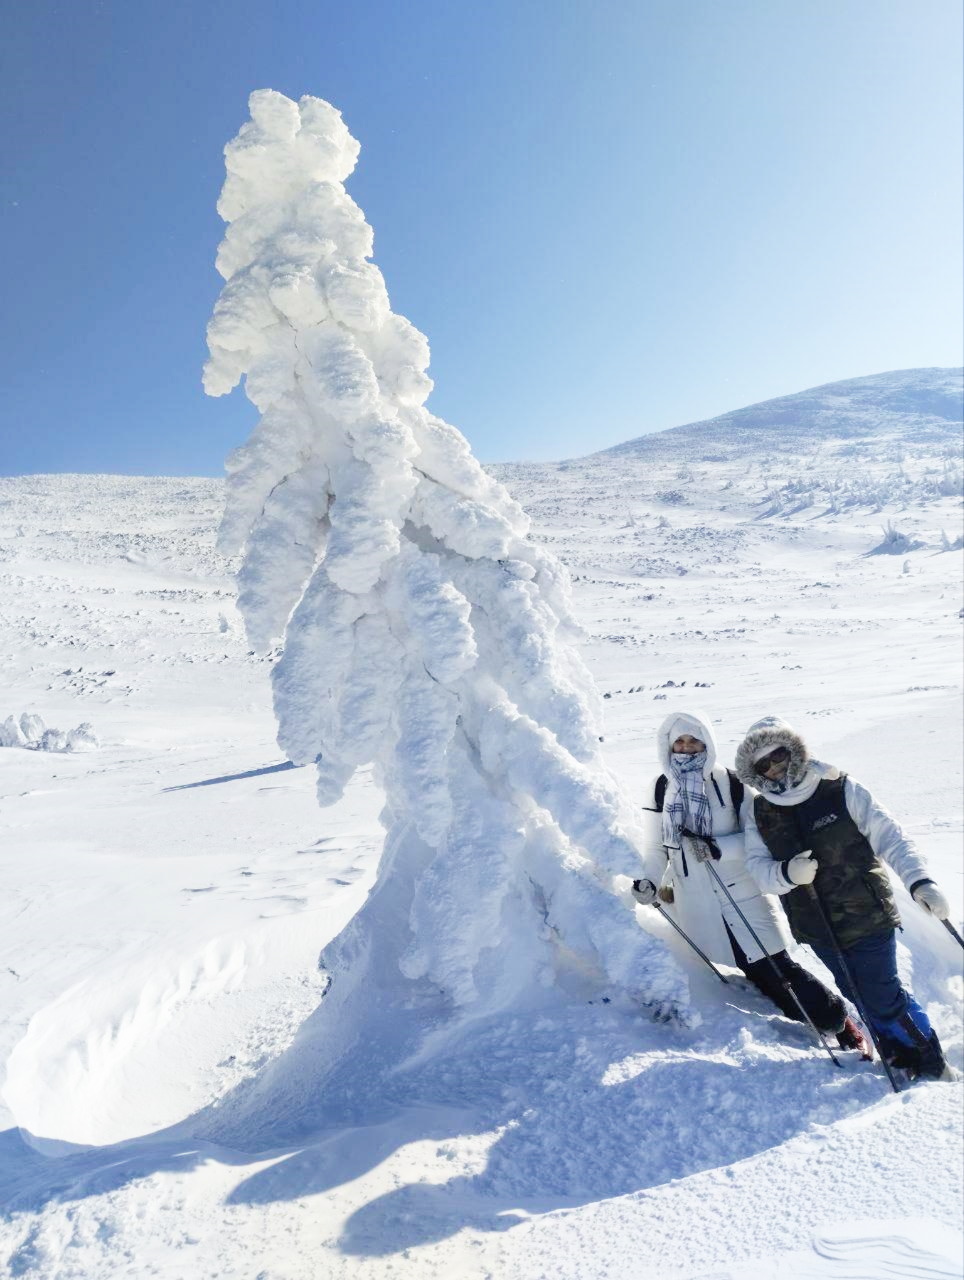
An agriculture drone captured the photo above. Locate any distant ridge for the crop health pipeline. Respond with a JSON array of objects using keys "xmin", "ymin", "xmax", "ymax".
[{"xmin": 597, "ymin": 367, "xmax": 964, "ymax": 459}]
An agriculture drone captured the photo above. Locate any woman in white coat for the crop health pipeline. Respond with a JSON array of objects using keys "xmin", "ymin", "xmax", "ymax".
[{"xmin": 632, "ymin": 711, "xmax": 866, "ymax": 1050}]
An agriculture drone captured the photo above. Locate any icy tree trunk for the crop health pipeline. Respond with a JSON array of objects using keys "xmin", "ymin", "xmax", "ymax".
[{"xmin": 204, "ymin": 92, "xmax": 687, "ymax": 1113}]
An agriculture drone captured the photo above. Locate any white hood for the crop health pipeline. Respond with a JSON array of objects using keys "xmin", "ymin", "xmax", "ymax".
[{"xmin": 656, "ymin": 710, "xmax": 717, "ymax": 778}]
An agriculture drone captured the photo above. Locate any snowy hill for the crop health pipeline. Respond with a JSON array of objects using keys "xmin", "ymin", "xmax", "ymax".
[
  {"xmin": 605, "ymin": 367, "xmax": 964, "ymax": 453},
  {"xmin": 493, "ymin": 367, "xmax": 964, "ymax": 582},
  {"xmin": 0, "ymin": 369, "xmax": 962, "ymax": 1279},
  {"xmin": 491, "ymin": 368, "xmax": 963, "ymax": 701}
]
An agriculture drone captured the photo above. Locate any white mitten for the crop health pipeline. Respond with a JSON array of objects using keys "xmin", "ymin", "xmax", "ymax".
[
  {"xmin": 785, "ymin": 851, "xmax": 818, "ymax": 886},
  {"xmin": 912, "ymin": 881, "xmax": 950, "ymax": 920},
  {"xmin": 631, "ymin": 879, "xmax": 658, "ymax": 906}
]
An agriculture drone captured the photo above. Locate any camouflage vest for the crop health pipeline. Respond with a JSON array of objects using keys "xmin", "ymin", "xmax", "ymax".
[{"xmin": 753, "ymin": 775, "xmax": 900, "ymax": 949}]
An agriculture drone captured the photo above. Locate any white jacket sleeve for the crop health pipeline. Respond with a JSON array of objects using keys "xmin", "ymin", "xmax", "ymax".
[
  {"xmin": 638, "ymin": 777, "xmax": 669, "ymax": 887},
  {"xmin": 743, "ymin": 801, "xmax": 794, "ymax": 896},
  {"xmin": 844, "ymin": 778, "xmax": 932, "ymax": 891}
]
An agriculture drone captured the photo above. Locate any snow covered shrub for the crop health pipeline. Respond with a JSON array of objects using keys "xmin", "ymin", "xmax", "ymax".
[
  {"xmin": 0, "ymin": 716, "xmax": 27, "ymax": 748},
  {"xmin": 0, "ymin": 712, "xmax": 99, "ymax": 752},
  {"xmin": 869, "ymin": 521, "xmax": 923, "ymax": 556},
  {"xmin": 204, "ymin": 89, "xmax": 687, "ymax": 1070},
  {"xmin": 935, "ymin": 460, "xmax": 963, "ymax": 498},
  {"xmin": 19, "ymin": 712, "xmax": 45, "ymax": 745},
  {"xmin": 66, "ymin": 722, "xmax": 100, "ymax": 752},
  {"xmin": 40, "ymin": 728, "xmax": 68, "ymax": 753}
]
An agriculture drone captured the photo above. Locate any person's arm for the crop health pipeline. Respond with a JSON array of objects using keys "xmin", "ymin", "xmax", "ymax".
[
  {"xmin": 637, "ymin": 778, "xmax": 670, "ymax": 889},
  {"xmin": 843, "ymin": 778, "xmax": 949, "ymax": 917},
  {"xmin": 843, "ymin": 778, "xmax": 929, "ymax": 889},
  {"xmin": 743, "ymin": 803, "xmax": 796, "ymax": 896}
]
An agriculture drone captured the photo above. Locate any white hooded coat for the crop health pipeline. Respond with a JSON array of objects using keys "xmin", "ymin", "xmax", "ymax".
[
  {"xmin": 734, "ymin": 717, "xmax": 932, "ymax": 903},
  {"xmin": 639, "ymin": 711, "xmax": 791, "ymax": 965}
]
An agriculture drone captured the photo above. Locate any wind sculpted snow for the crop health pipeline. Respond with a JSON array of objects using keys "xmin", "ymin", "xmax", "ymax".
[{"xmin": 202, "ymin": 86, "xmax": 690, "ymax": 1107}]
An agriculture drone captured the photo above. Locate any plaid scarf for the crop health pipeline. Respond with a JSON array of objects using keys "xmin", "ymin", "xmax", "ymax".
[{"xmin": 663, "ymin": 750, "xmax": 711, "ymax": 848}]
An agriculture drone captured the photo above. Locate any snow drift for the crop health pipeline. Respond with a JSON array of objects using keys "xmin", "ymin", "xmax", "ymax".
[{"xmin": 203, "ymin": 90, "xmax": 685, "ymax": 1130}]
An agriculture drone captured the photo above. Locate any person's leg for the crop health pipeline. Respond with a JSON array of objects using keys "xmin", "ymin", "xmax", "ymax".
[
  {"xmin": 811, "ymin": 930, "xmax": 948, "ymax": 1076},
  {"xmin": 746, "ymin": 950, "xmax": 846, "ymax": 1032},
  {"xmin": 727, "ymin": 927, "xmax": 845, "ymax": 1032}
]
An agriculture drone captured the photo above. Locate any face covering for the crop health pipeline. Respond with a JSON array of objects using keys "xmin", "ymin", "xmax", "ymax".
[
  {"xmin": 672, "ymin": 750, "xmax": 707, "ymax": 773},
  {"xmin": 759, "ymin": 773, "xmax": 788, "ymax": 794}
]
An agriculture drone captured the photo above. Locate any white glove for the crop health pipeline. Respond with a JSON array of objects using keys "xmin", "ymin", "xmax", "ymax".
[
  {"xmin": 631, "ymin": 879, "xmax": 658, "ymax": 906},
  {"xmin": 785, "ymin": 851, "xmax": 818, "ymax": 886},
  {"xmin": 912, "ymin": 881, "xmax": 950, "ymax": 920}
]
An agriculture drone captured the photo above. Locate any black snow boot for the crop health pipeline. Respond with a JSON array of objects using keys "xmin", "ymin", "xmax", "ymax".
[
  {"xmin": 911, "ymin": 1031, "xmax": 960, "ymax": 1083},
  {"xmin": 884, "ymin": 1018, "xmax": 960, "ymax": 1083}
]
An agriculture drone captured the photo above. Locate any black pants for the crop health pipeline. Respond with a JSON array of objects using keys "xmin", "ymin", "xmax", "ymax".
[{"xmin": 727, "ymin": 926, "xmax": 846, "ymax": 1034}]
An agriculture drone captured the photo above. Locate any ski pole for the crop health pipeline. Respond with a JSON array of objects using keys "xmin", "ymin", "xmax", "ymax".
[
  {"xmin": 801, "ymin": 885, "xmax": 902, "ymax": 1095},
  {"xmin": 648, "ymin": 900, "xmax": 731, "ymax": 986},
  {"xmin": 943, "ymin": 920, "xmax": 964, "ymax": 951},
  {"xmin": 680, "ymin": 828, "xmax": 842, "ymax": 1068}
]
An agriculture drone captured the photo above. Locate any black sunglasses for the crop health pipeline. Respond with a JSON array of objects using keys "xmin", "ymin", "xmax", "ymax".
[{"xmin": 754, "ymin": 745, "xmax": 790, "ymax": 776}]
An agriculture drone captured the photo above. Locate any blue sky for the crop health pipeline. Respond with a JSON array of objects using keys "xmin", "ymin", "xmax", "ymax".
[{"xmin": 2, "ymin": 0, "xmax": 961, "ymax": 475}]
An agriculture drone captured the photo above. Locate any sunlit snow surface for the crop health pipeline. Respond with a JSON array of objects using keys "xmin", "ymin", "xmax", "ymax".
[{"xmin": 0, "ymin": 367, "xmax": 962, "ymax": 1277}]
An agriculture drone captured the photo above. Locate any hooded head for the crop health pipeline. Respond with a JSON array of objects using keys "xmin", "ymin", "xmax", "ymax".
[
  {"xmin": 734, "ymin": 716, "xmax": 810, "ymax": 790},
  {"xmin": 656, "ymin": 710, "xmax": 717, "ymax": 777}
]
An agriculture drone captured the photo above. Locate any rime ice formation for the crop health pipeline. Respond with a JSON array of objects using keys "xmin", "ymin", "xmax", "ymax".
[
  {"xmin": 0, "ymin": 712, "xmax": 98, "ymax": 752},
  {"xmin": 204, "ymin": 91, "xmax": 687, "ymax": 1102}
]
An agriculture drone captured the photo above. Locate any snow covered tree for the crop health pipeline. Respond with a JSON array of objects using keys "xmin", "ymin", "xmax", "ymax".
[{"xmin": 204, "ymin": 91, "xmax": 687, "ymax": 1114}]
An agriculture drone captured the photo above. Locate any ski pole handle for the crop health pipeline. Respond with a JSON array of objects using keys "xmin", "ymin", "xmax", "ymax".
[{"xmin": 680, "ymin": 827, "xmax": 722, "ymax": 861}]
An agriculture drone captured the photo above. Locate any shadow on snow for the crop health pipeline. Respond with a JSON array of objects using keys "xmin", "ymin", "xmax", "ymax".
[
  {"xmin": 0, "ymin": 978, "xmax": 899, "ymax": 1259},
  {"xmin": 161, "ymin": 761, "xmax": 301, "ymax": 791}
]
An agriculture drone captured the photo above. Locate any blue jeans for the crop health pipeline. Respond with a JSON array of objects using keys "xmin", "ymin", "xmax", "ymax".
[{"xmin": 810, "ymin": 928, "xmax": 933, "ymax": 1056}]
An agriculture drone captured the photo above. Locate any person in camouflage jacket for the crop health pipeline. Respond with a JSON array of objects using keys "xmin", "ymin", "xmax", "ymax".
[{"xmin": 735, "ymin": 716, "xmax": 957, "ymax": 1083}]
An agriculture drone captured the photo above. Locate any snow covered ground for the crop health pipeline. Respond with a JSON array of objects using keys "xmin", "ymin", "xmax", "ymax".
[{"xmin": 0, "ymin": 368, "xmax": 962, "ymax": 1278}]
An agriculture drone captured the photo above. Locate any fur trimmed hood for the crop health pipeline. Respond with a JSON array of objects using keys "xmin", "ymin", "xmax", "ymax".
[
  {"xmin": 656, "ymin": 709, "xmax": 717, "ymax": 777},
  {"xmin": 735, "ymin": 716, "xmax": 840, "ymax": 803},
  {"xmin": 735, "ymin": 717, "xmax": 810, "ymax": 790}
]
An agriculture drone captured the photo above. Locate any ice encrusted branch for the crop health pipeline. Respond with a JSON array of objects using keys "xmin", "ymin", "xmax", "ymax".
[{"xmin": 205, "ymin": 90, "xmax": 688, "ymax": 1026}]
